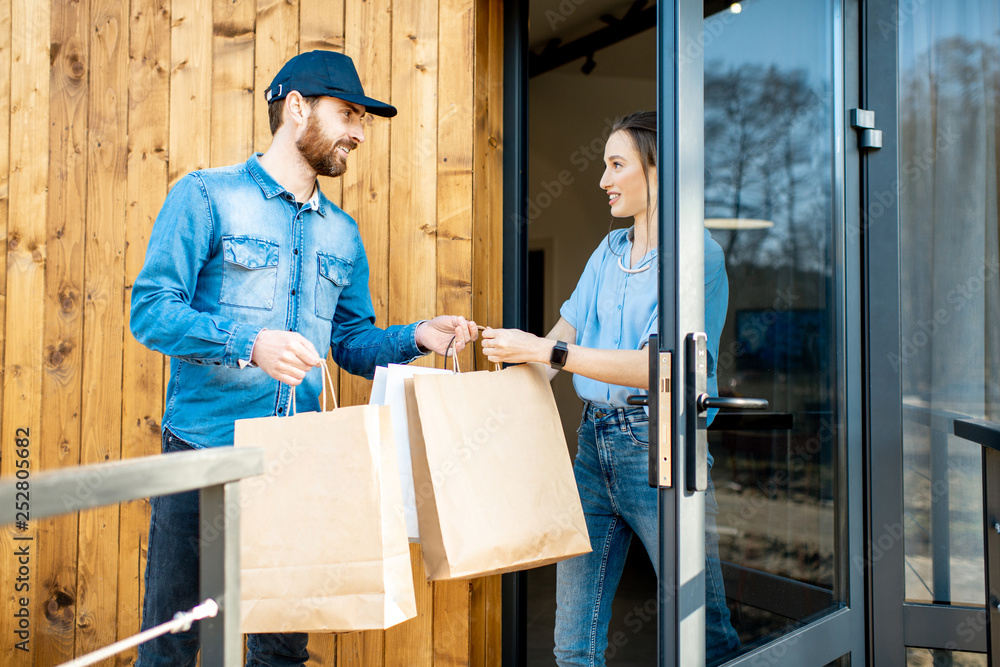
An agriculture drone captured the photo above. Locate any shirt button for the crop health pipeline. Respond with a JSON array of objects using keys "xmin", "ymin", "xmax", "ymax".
[
  {"xmin": 291, "ymin": 289, "xmax": 297, "ymax": 296},
  {"xmin": 618, "ymin": 305, "xmax": 623, "ymax": 310},
  {"xmin": 278, "ymin": 407, "xmax": 284, "ymax": 414},
  {"xmin": 293, "ymin": 249, "xmax": 299, "ymax": 255}
]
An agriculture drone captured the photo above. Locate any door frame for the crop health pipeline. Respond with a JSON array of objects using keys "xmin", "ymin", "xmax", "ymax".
[
  {"xmin": 655, "ymin": 0, "xmax": 706, "ymax": 661},
  {"xmin": 658, "ymin": 0, "xmax": 866, "ymax": 665},
  {"xmin": 502, "ymin": 0, "xmax": 530, "ymax": 665},
  {"xmin": 863, "ymin": 0, "xmax": 991, "ymax": 661},
  {"xmin": 501, "ymin": 0, "xmax": 872, "ymax": 664}
]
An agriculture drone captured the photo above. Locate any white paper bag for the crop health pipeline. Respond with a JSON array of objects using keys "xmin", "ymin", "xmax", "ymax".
[{"xmin": 370, "ymin": 363, "xmax": 452, "ymax": 541}]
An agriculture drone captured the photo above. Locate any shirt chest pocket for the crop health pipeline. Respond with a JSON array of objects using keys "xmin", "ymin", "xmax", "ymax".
[
  {"xmin": 220, "ymin": 236, "xmax": 280, "ymax": 310},
  {"xmin": 315, "ymin": 252, "xmax": 354, "ymax": 321}
]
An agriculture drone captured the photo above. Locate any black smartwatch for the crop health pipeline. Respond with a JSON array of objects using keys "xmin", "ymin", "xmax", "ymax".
[{"xmin": 550, "ymin": 340, "xmax": 569, "ymax": 369}]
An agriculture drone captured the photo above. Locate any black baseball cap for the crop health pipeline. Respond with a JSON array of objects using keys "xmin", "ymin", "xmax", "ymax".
[{"xmin": 265, "ymin": 50, "xmax": 397, "ymax": 118}]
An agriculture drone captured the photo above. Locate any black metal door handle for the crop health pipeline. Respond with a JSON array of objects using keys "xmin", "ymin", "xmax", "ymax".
[
  {"xmin": 696, "ymin": 394, "xmax": 769, "ymax": 412},
  {"xmin": 626, "ymin": 394, "xmax": 648, "ymax": 406}
]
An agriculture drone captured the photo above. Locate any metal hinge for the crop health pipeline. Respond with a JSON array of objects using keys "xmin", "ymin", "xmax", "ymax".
[{"xmin": 850, "ymin": 108, "xmax": 882, "ymax": 151}]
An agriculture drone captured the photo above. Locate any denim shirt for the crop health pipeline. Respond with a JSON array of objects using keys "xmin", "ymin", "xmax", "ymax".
[
  {"xmin": 560, "ymin": 227, "xmax": 729, "ymax": 421},
  {"xmin": 130, "ymin": 154, "xmax": 423, "ymax": 447}
]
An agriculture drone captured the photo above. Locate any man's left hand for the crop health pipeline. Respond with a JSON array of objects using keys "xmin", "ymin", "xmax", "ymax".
[{"xmin": 415, "ymin": 316, "xmax": 479, "ymax": 356}]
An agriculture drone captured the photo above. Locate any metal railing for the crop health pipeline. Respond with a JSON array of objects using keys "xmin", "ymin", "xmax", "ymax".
[
  {"xmin": 902, "ymin": 401, "xmax": 977, "ymax": 607},
  {"xmin": 0, "ymin": 446, "xmax": 264, "ymax": 666},
  {"xmin": 953, "ymin": 418, "xmax": 1000, "ymax": 665},
  {"xmin": 902, "ymin": 402, "xmax": 992, "ymax": 662}
]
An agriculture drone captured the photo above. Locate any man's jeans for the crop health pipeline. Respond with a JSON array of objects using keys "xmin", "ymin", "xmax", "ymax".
[
  {"xmin": 135, "ymin": 430, "xmax": 308, "ymax": 667},
  {"xmin": 554, "ymin": 404, "xmax": 741, "ymax": 666}
]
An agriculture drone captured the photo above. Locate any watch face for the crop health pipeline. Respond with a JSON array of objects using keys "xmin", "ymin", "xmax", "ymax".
[{"xmin": 551, "ymin": 342, "xmax": 569, "ymax": 367}]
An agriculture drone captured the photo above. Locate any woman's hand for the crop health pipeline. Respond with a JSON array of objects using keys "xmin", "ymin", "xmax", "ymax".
[{"xmin": 481, "ymin": 327, "xmax": 554, "ymax": 365}]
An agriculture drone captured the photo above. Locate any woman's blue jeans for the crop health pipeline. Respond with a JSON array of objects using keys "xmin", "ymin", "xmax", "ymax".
[
  {"xmin": 135, "ymin": 430, "xmax": 308, "ymax": 667},
  {"xmin": 554, "ymin": 404, "xmax": 740, "ymax": 666}
]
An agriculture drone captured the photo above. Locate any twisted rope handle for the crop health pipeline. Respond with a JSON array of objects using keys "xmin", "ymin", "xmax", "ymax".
[
  {"xmin": 288, "ymin": 362, "xmax": 339, "ymax": 415},
  {"xmin": 444, "ymin": 325, "xmax": 501, "ymax": 373}
]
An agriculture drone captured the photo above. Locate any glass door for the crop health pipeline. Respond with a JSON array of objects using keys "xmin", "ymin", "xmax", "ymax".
[
  {"xmin": 656, "ymin": 0, "xmax": 865, "ymax": 664},
  {"xmin": 866, "ymin": 0, "xmax": 1000, "ymax": 663}
]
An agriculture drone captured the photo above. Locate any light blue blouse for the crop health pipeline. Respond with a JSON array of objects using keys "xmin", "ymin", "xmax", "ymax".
[{"xmin": 559, "ymin": 227, "xmax": 729, "ymax": 413}]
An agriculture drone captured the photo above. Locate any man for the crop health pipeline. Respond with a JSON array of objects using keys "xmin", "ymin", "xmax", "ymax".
[{"xmin": 130, "ymin": 50, "xmax": 477, "ymax": 666}]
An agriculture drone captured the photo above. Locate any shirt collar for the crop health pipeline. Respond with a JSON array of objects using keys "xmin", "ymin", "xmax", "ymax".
[
  {"xmin": 305, "ymin": 183, "xmax": 321, "ymax": 210},
  {"xmin": 616, "ymin": 226, "xmax": 657, "ymax": 256},
  {"xmin": 246, "ymin": 153, "xmax": 329, "ymax": 217}
]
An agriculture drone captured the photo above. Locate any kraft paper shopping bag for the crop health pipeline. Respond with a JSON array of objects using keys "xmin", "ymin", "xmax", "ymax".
[
  {"xmin": 407, "ymin": 362, "xmax": 591, "ymax": 580},
  {"xmin": 236, "ymin": 365, "xmax": 416, "ymax": 632}
]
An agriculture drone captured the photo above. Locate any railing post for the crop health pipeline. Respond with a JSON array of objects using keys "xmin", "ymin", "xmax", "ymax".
[
  {"xmin": 930, "ymin": 424, "xmax": 954, "ymax": 667},
  {"xmin": 983, "ymin": 446, "xmax": 1000, "ymax": 665},
  {"xmin": 200, "ymin": 481, "xmax": 243, "ymax": 666},
  {"xmin": 930, "ymin": 426, "xmax": 951, "ymax": 602}
]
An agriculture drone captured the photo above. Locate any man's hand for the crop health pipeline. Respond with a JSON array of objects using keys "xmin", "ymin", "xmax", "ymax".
[
  {"xmin": 251, "ymin": 329, "xmax": 323, "ymax": 385},
  {"xmin": 415, "ymin": 316, "xmax": 479, "ymax": 356}
]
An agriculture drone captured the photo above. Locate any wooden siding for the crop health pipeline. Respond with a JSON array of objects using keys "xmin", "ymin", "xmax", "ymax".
[{"xmin": 0, "ymin": 0, "xmax": 505, "ymax": 664}]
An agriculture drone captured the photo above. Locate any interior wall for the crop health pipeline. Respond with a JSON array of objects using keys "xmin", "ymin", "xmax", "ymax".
[
  {"xmin": 523, "ymin": 25, "xmax": 661, "ymax": 667},
  {"xmin": 527, "ymin": 47, "xmax": 656, "ymax": 442}
]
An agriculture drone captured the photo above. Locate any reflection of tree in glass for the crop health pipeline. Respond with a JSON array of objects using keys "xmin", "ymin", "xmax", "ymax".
[
  {"xmin": 706, "ymin": 62, "xmax": 839, "ymax": 617},
  {"xmin": 704, "ymin": 61, "xmax": 831, "ymax": 274},
  {"xmin": 898, "ymin": 34, "xmax": 1000, "ymax": 409}
]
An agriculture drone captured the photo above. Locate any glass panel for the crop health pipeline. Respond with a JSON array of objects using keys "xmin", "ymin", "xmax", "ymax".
[
  {"xmin": 704, "ymin": 0, "xmax": 843, "ymax": 657},
  {"xmin": 906, "ymin": 648, "xmax": 988, "ymax": 667},
  {"xmin": 898, "ymin": 0, "xmax": 1000, "ymax": 605},
  {"xmin": 824, "ymin": 656, "xmax": 851, "ymax": 667},
  {"xmin": 525, "ymin": 0, "xmax": 850, "ymax": 663}
]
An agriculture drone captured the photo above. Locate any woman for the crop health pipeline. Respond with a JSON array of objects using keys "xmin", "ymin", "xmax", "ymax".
[{"xmin": 482, "ymin": 111, "xmax": 739, "ymax": 665}]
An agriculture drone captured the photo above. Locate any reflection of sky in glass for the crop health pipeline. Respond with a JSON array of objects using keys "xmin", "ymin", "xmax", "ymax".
[
  {"xmin": 899, "ymin": 0, "xmax": 996, "ymax": 72},
  {"xmin": 702, "ymin": 0, "xmax": 834, "ymax": 273},
  {"xmin": 705, "ymin": 0, "xmax": 831, "ymax": 88},
  {"xmin": 898, "ymin": 0, "xmax": 1000, "ymax": 74}
]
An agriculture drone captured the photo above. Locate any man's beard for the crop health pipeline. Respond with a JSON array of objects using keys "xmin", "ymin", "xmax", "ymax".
[{"xmin": 296, "ymin": 115, "xmax": 357, "ymax": 178}]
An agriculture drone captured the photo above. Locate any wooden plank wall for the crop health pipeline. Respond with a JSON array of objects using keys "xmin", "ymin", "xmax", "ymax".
[{"xmin": 0, "ymin": 0, "xmax": 506, "ymax": 664}]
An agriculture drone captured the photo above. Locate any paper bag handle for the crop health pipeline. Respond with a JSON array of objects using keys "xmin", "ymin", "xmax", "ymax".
[
  {"xmin": 288, "ymin": 363, "xmax": 339, "ymax": 415},
  {"xmin": 445, "ymin": 325, "xmax": 501, "ymax": 374}
]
